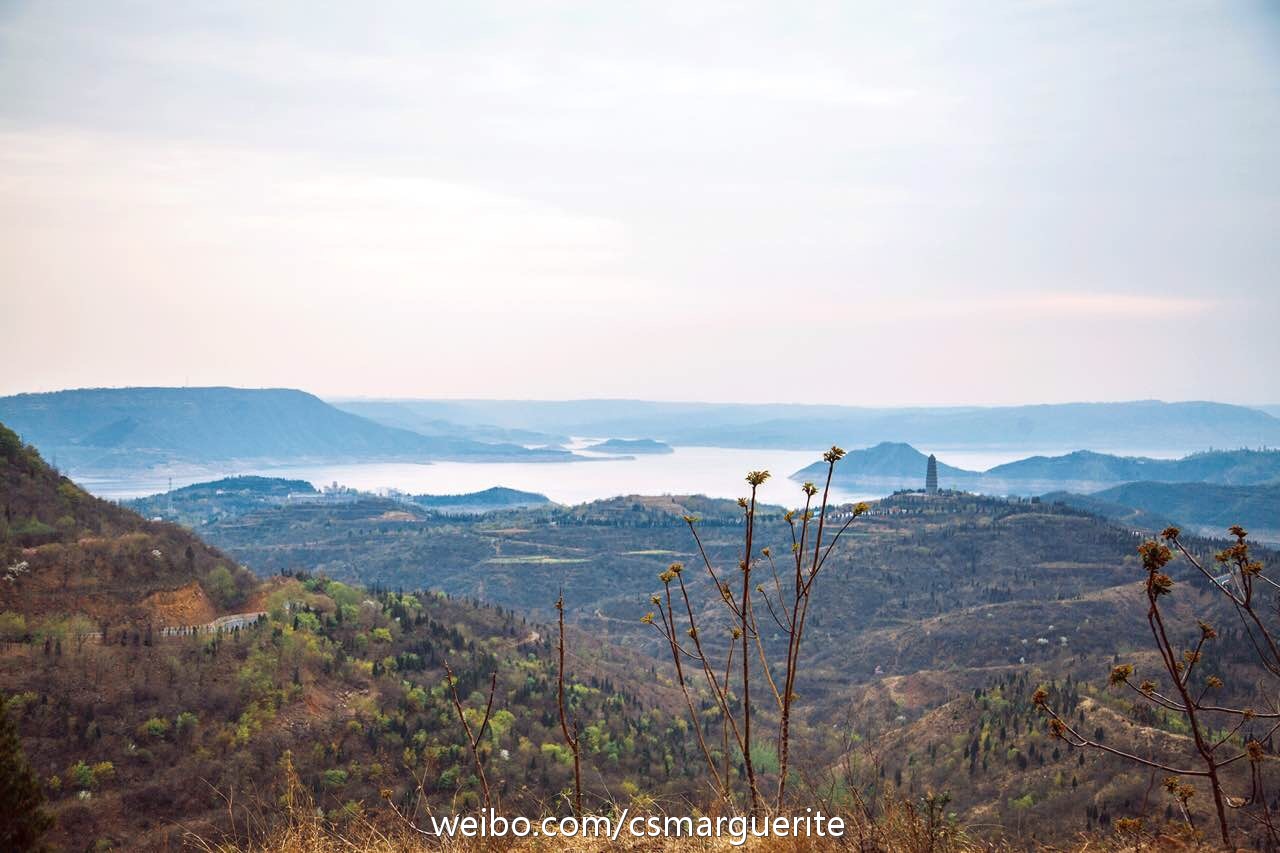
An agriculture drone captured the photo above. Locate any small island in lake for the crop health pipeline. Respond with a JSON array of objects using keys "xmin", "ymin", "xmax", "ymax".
[{"xmin": 587, "ymin": 438, "xmax": 675, "ymax": 455}]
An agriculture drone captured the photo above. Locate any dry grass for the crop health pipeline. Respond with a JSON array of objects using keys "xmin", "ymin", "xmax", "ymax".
[
  {"xmin": 183, "ymin": 794, "xmax": 1224, "ymax": 853},
  {"xmin": 190, "ymin": 820, "xmax": 1217, "ymax": 853},
  {"xmin": 178, "ymin": 794, "xmax": 1087, "ymax": 853}
]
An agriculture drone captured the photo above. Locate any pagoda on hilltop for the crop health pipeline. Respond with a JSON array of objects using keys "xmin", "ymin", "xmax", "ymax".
[{"xmin": 925, "ymin": 454, "xmax": 938, "ymax": 494}]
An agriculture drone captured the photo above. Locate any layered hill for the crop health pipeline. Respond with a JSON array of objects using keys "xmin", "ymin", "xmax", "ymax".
[
  {"xmin": 1038, "ymin": 489, "xmax": 1178, "ymax": 534},
  {"xmin": 38, "ymin": 442, "xmax": 1280, "ymax": 845},
  {"xmin": 130, "ymin": 478, "xmax": 553, "ymax": 527},
  {"xmin": 792, "ymin": 441, "xmax": 971, "ymax": 482},
  {"xmin": 0, "ymin": 387, "xmax": 573, "ymax": 475},
  {"xmin": 332, "ymin": 399, "xmax": 567, "ymax": 447},
  {"xmin": 0, "ymin": 424, "xmax": 706, "ymax": 850},
  {"xmin": 1046, "ymin": 481, "xmax": 1280, "ymax": 544},
  {"xmin": 0, "ymin": 421, "xmax": 257, "ymax": 624},
  {"xmin": 181, "ymin": 481, "xmax": 1278, "ymax": 842},
  {"xmin": 794, "ymin": 443, "xmax": 1280, "ymax": 495},
  {"xmin": 409, "ymin": 486, "xmax": 552, "ymax": 513},
  {"xmin": 128, "ymin": 475, "xmax": 318, "ymax": 528},
  {"xmin": 985, "ymin": 447, "xmax": 1280, "ymax": 485},
  {"xmin": 196, "ymin": 488, "xmax": 1227, "ymax": 676}
]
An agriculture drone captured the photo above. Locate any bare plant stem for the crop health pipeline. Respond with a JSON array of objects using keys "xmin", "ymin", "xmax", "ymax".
[
  {"xmin": 442, "ymin": 660, "xmax": 496, "ymax": 810},
  {"xmin": 1036, "ymin": 529, "xmax": 1280, "ymax": 846},
  {"xmin": 648, "ymin": 454, "xmax": 861, "ymax": 817},
  {"xmin": 555, "ymin": 591, "xmax": 583, "ymax": 816},
  {"xmin": 657, "ymin": 581, "xmax": 728, "ymax": 803},
  {"xmin": 740, "ymin": 481, "xmax": 762, "ymax": 815}
]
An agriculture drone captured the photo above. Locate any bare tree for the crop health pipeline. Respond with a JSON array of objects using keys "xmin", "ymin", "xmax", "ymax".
[
  {"xmin": 442, "ymin": 660, "xmax": 497, "ymax": 811},
  {"xmin": 554, "ymin": 591, "xmax": 583, "ymax": 816},
  {"xmin": 1035, "ymin": 526, "xmax": 1280, "ymax": 846}
]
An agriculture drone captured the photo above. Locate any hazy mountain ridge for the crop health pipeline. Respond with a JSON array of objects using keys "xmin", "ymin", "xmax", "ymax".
[
  {"xmin": 0, "ymin": 387, "xmax": 575, "ymax": 475},
  {"xmin": 985, "ymin": 447, "xmax": 1280, "ymax": 484},
  {"xmin": 332, "ymin": 399, "xmax": 568, "ymax": 447},
  {"xmin": 338, "ymin": 398, "xmax": 1280, "ymax": 451},
  {"xmin": 586, "ymin": 438, "xmax": 673, "ymax": 454}
]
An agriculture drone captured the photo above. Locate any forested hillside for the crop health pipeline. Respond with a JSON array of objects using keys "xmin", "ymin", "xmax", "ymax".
[
  {"xmin": 7, "ymin": 429, "xmax": 1280, "ymax": 849},
  {"xmin": 2, "ymin": 574, "xmax": 708, "ymax": 850},
  {"xmin": 0, "ymin": 429, "xmax": 706, "ymax": 850},
  {"xmin": 0, "ymin": 422, "xmax": 257, "ymax": 624},
  {"xmin": 985, "ymin": 448, "xmax": 1280, "ymax": 485},
  {"xmin": 1047, "ymin": 481, "xmax": 1280, "ymax": 544}
]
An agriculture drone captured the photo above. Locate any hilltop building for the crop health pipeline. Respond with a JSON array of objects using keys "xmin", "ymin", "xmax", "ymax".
[{"xmin": 925, "ymin": 454, "xmax": 938, "ymax": 494}]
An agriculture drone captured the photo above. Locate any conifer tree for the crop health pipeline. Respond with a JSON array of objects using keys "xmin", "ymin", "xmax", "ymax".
[{"xmin": 0, "ymin": 699, "xmax": 53, "ymax": 851}]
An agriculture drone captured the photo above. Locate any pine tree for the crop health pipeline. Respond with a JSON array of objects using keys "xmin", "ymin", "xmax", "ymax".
[{"xmin": 0, "ymin": 699, "xmax": 53, "ymax": 851}]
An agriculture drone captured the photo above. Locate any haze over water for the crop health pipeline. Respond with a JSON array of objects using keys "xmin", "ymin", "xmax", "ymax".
[{"xmin": 77, "ymin": 443, "xmax": 1190, "ymax": 505}]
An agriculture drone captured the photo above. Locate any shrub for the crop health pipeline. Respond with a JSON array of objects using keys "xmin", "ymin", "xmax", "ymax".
[
  {"xmin": 202, "ymin": 564, "xmax": 240, "ymax": 609},
  {"xmin": 138, "ymin": 717, "xmax": 170, "ymax": 738},
  {"xmin": 0, "ymin": 611, "xmax": 28, "ymax": 642},
  {"xmin": 69, "ymin": 760, "xmax": 94, "ymax": 789}
]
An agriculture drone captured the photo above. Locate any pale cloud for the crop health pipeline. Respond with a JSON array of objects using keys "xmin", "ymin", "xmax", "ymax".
[
  {"xmin": 0, "ymin": 129, "xmax": 630, "ymax": 280},
  {"xmin": 919, "ymin": 293, "xmax": 1215, "ymax": 320},
  {"xmin": 0, "ymin": 1, "xmax": 1277, "ymax": 405}
]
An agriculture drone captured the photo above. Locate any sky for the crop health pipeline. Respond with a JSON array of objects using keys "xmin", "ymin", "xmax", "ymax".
[{"xmin": 1, "ymin": 0, "xmax": 1278, "ymax": 406}]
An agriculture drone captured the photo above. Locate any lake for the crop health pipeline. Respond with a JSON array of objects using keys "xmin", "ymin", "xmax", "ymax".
[{"xmin": 73, "ymin": 442, "xmax": 1190, "ymax": 505}]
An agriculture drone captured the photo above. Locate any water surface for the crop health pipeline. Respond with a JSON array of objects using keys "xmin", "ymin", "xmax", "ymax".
[{"xmin": 75, "ymin": 443, "xmax": 1189, "ymax": 505}]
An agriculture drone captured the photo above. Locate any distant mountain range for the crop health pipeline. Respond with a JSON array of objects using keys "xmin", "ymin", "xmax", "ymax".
[
  {"xmin": 793, "ymin": 442, "xmax": 1280, "ymax": 495},
  {"xmin": 331, "ymin": 398, "xmax": 1280, "ymax": 451},
  {"xmin": 803, "ymin": 442, "xmax": 1280, "ymax": 545},
  {"xmin": 10, "ymin": 388, "xmax": 1280, "ymax": 489},
  {"xmin": 983, "ymin": 448, "xmax": 1280, "ymax": 485},
  {"xmin": 586, "ymin": 438, "xmax": 673, "ymax": 455},
  {"xmin": 332, "ymin": 399, "xmax": 567, "ymax": 447},
  {"xmin": 0, "ymin": 387, "xmax": 574, "ymax": 475}
]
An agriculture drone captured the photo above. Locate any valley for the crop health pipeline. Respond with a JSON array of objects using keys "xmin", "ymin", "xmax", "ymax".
[
  {"xmin": 5, "ymin": 414, "xmax": 1280, "ymax": 849},
  {"xmin": 5, "ymin": 0, "xmax": 1278, "ymax": 845},
  {"xmin": 113, "ymin": 461, "xmax": 1280, "ymax": 843}
]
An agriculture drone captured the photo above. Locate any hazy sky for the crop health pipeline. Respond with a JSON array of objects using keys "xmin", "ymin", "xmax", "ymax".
[{"xmin": 1, "ymin": 1, "xmax": 1278, "ymax": 405}]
